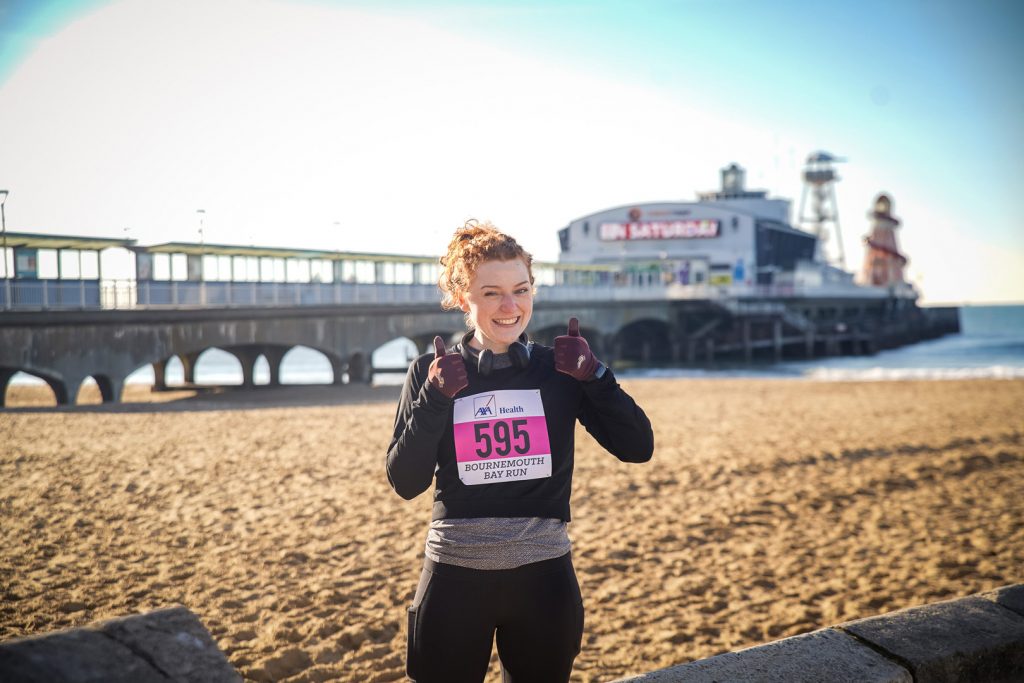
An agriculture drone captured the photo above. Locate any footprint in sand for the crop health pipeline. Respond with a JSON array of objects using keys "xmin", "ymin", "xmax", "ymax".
[{"xmin": 259, "ymin": 647, "xmax": 313, "ymax": 680}]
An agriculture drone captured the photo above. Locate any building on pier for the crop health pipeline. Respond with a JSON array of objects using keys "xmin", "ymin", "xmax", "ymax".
[
  {"xmin": 556, "ymin": 161, "xmax": 919, "ymax": 301},
  {"xmin": 553, "ymin": 162, "xmax": 955, "ymax": 365},
  {"xmin": 0, "ymin": 231, "xmax": 136, "ymax": 309}
]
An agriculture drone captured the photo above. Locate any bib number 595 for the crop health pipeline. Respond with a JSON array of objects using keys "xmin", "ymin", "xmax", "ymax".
[{"xmin": 474, "ymin": 419, "xmax": 531, "ymax": 458}]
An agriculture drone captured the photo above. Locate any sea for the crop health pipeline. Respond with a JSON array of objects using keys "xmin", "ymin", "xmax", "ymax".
[{"xmin": 9, "ymin": 304, "xmax": 1024, "ymax": 389}]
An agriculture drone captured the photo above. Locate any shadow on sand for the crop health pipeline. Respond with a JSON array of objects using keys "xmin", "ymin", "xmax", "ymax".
[{"xmin": 2, "ymin": 383, "xmax": 404, "ymax": 414}]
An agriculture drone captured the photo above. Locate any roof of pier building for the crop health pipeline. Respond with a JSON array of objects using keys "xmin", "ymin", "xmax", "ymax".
[
  {"xmin": 137, "ymin": 241, "xmax": 439, "ymax": 263},
  {"xmin": 0, "ymin": 231, "xmax": 136, "ymax": 251},
  {"xmin": 135, "ymin": 241, "xmax": 617, "ymax": 272}
]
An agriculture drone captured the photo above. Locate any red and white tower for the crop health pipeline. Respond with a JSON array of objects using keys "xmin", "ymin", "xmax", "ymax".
[{"xmin": 860, "ymin": 193, "xmax": 908, "ymax": 287}]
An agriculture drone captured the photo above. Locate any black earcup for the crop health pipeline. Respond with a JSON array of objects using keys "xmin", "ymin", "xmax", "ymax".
[
  {"xmin": 507, "ymin": 340, "xmax": 530, "ymax": 369},
  {"xmin": 458, "ymin": 330, "xmax": 531, "ymax": 376}
]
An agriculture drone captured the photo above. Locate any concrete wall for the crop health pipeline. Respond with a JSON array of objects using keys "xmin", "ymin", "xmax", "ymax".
[
  {"xmin": 613, "ymin": 584, "xmax": 1024, "ymax": 683},
  {"xmin": 0, "ymin": 606, "xmax": 240, "ymax": 683}
]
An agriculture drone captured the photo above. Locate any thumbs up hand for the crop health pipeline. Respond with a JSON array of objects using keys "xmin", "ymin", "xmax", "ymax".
[
  {"xmin": 554, "ymin": 317, "xmax": 601, "ymax": 381},
  {"xmin": 428, "ymin": 336, "xmax": 469, "ymax": 399}
]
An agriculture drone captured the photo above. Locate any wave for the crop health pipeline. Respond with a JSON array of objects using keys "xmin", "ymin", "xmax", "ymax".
[{"xmin": 801, "ymin": 366, "xmax": 1024, "ymax": 381}]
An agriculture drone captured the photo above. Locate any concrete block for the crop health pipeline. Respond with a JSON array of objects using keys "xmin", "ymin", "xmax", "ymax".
[
  {"xmin": 611, "ymin": 628, "xmax": 911, "ymax": 683},
  {"xmin": 0, "ymin": 606, "xmax": 241, "ymax": 683},
  {"xmin": 980, "ymin": 584, "xmax": 1024, "ymax": 619},
  {"xmin": 840, "ymin": 595, "xmax": 1024, "ymax": 683}
]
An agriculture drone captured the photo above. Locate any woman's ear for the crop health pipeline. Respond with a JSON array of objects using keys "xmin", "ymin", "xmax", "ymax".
[{"xmin": 457, "ymin": 291, "xmax": 470, "ymax": 313}]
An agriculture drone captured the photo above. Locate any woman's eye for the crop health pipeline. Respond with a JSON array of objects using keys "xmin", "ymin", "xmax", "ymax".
[{"xmin": 515, "ymin": 289, "xmax": 529, "ymax": 295}]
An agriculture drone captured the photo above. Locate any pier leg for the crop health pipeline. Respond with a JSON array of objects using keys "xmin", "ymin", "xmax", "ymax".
[
  {"xmin": 686, "ymin": 339, "xmax": 696, "ymax": 364},
  {"xmin": 262, "ymin": 346, "xmax": 288, "ymax": 386},
  {"xmin": 180, "ymin": 352, "xmax": 201, "ymax": 385},
  {"xmin": 94, "ymin": 374, "xmax": 123, "ymax": 404},
  {"xmin": 641, "ymin": 341, "xmax": 652, "ymax": 363},
  {"xmin": 152, "ymin": 358, "xmax": 169, "ymax": 391},
  {"xmin": 743, "ymin": 320, "xmax": 752, "ymax": 363},
  {"xmin": 705, "ymin": 339, "xmax": 715, "ymax": 364},
  {"xmin": 0, "ymin": 368, "xmax": 16, "ymax": 408},
  {"xmin": 773, "ymin": 321, "xmax": 783, "ymax": 362},
  {"xmin": 348, "ymin": 353, "xmax": 372, "ymax": 384},
  {"xmin": 50, "ymin": 376, "xmax": 77, "ymax": 406},
  {"xmin": 329, "ymin": 355, "xmax": 347, "ymax": 385},
  {"xmin": 805, "ymin": 331, "xmax": 815, "ymax": 358},
  {"xmin": 229, "ymin": 347, "xmax": 261, "ymax": 388}
]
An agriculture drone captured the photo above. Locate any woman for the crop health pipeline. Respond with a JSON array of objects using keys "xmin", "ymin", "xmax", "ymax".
[{"xmin": 387, "ymin": 221, "xmax": 654, "ymax": 683}]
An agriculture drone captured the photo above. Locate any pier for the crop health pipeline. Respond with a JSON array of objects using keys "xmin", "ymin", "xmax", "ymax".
[{"xmin": 0, "ymin": 232, "xmax": 959, "ymax": 406}]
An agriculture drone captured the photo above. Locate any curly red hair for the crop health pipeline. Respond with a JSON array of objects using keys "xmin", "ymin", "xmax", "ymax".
[{"xmin": 438, "ymin": 220, "xmax": 535, "ymax": 311}]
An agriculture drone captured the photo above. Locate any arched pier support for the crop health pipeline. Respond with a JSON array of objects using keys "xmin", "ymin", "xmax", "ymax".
[
  {"xmin": 92, "ymin": 374, "xmax": 123, "ymax": 404},
  {"xmin": 0, "ymin": 368, "xmax": 16, "ymax": 408},
  {"xmin": 152, "ymin": 358, "xmax": 170, "ymax": 390},
  {"xmin": 262, "ymin": 346, "xmax": 288, "ymax": 386},
  {"xmin": 347, "ymin": 352, "xmax": 373, "ymax": 384},
  {"xmin": 179, "ymin": 351, "xmax": 201, "ymax": 384}
]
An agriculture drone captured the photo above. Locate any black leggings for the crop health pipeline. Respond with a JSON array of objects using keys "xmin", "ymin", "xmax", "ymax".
[{"xmin": 406, "ymin": 552, "xmax": 584, "ymax": 683}]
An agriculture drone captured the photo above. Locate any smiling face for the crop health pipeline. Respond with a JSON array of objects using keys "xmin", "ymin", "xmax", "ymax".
[{"xmin": 458, "ymin": 258, "xmax": 534, "ymax": 353}]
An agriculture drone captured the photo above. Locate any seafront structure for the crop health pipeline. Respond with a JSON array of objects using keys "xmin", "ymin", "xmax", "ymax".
[
  {"xmin": 860, "ymin": 193, "xmax": 909, "ymax": 288},
  {"xmin": 0, "ymin": 160, "xmax": 960, "ymax": 405}
]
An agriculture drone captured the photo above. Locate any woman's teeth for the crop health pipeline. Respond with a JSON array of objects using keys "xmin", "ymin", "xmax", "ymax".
[{"xmin": 494, "ymin": 317, "xmax": 519, "ymax": 325}]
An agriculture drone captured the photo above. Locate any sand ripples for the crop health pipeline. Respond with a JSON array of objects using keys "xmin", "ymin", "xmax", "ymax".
[{"xmin": 1, "ymin": 379, "xmax": 1022, "ymax": 681}]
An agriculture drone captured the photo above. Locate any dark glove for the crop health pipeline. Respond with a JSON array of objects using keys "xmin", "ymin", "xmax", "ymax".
[
  {"xmin": 554, "ymin": 317, "xmax": 601, "ymax": 381},
  {"xmin": 428, "ymin": 336, "xmax": 468, "ymax": 398}
]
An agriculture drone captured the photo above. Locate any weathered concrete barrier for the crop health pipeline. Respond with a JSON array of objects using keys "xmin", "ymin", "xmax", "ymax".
[
  {"xmin": 614, "ymin": 584, "xmax": 1024, "ymax": 683},
  {"xmin": 0, "ymin": 606, "xmax": 241, "ymax": 683}
]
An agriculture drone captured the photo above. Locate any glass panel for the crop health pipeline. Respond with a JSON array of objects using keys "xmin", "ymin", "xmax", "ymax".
[
  {"xmin": 81, "ymin": 251, "xmax": 100, "ymax": 279},
  {"xmin": 394, "ymin": 262, "xmax": 413, "ymax": 284},
  {"xmin": 218, "ymin": 255, "xmax": 232, "ymax": 281},
  {"xmin": 355, "ymin": 261, "xmax": 375, "ymax": 283},
  {"xmin": 202, "ymin": 254, "xmax": 218, "ymax": 280},
  {"xmin": 312, "ymin": 259, "xmax": 332, "ymax": 283},
  {"xmin": 60, "ymin": 250, "xmax": 81, "ymax": 279},
  {"xmin": 171, "ymin": 253, "xmax": 188, "ymax": 281},
  {"xmin": 154, "ymin": 253, "xmax": 171, "ymax": 280},
  {"xmin": 38, "ymin": 249, "xmax": 59, "ymax": 279},
  {"xmin": 286, "ymin": 259, "xmax": 301, "ymax": 282}
]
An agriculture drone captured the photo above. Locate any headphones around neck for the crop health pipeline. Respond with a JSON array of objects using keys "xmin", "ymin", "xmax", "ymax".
[{"xmin": 458, "ymin": 330, "xmax": 531, "ymax": 376}]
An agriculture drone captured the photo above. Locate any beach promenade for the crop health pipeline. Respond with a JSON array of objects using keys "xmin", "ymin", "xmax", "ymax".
[{"xmin": 1, "ymin": 378, "xmax": 1022, "ymax": 682}]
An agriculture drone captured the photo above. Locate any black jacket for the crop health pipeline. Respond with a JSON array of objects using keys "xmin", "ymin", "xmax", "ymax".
[{"xmin": 386, "ymin": 344, "xmax": 654, "ymax": 521}]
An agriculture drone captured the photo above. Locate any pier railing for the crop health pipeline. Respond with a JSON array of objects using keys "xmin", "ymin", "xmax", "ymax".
[{"xmin": 0, "ymin": 277, "xmax": 895, "ymax": 312}]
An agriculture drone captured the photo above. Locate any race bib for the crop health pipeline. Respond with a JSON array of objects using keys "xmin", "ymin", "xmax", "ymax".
[{"xmin": 452, "ymin": 389, "xmax": 552, "ymax": 485}]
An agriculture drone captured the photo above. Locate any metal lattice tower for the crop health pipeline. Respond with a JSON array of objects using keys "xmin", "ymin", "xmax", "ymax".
[{"xmin": 798, "ymin": 151, "xmax": 846, "ymax": 268}]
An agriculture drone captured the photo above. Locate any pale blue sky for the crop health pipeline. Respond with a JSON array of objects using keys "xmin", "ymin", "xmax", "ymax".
[{"xmin": 0, "ymin": 0, "xmax": 1021, "ymax": 303}]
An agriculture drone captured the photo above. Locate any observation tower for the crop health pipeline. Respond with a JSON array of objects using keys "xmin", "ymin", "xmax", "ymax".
[{"xmin": 797, "ymin": 151, "xmax": 846, "ymax": 268}]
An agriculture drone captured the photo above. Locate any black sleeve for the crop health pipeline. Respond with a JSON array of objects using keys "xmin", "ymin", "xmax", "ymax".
[
  {"xmin": 577, "ymin": 369, "xmax": 654, "ymax": 463},
  {"xmin": 385, "ymin": 356, "xmax": 454, "ymax": 500}
]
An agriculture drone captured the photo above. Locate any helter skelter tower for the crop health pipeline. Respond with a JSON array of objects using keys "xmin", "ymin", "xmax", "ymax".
[
  {"xmin": 797, "ymin": 151, "xmax": 846, "ymax": 268},
  {"xmin": 860, "ymin": 193, "xmax": 908, "ymax": 287}
]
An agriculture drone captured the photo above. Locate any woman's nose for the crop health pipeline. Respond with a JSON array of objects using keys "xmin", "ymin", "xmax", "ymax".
[{"xmin": 500, "ymin": 294, "xmax": 516, "ymax": 309}]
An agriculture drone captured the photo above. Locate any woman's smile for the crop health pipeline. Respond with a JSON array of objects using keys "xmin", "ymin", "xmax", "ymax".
[{"xmin": 459, "ymin": 258, "xmax": 534, "ymax": 353}]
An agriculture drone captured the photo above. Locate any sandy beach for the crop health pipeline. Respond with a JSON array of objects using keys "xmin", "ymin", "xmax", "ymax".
[{"xmin": 1, "ymin": 377, "xmax": 1022, "ymax": 682}]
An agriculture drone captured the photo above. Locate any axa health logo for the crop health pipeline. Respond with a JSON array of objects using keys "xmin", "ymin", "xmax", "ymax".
[{"xmin": 474, "ymin": 394, "xmax": 495, "ymax": 418}]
